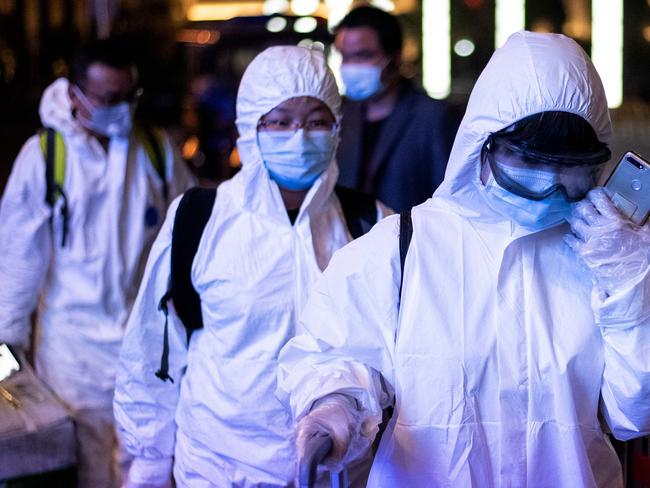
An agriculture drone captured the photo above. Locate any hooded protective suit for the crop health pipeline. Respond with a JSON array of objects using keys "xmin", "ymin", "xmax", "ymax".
[
  {"xmin": 279, "ymin": 32, "xmax": 650, "ymax": 487},
  {"xmin": 114, "ymin": 46, "xmax": 388, "ymax": 487},
  {"xmin": 0, "ymin": 78, "xmax": 194, "ymax": 486}
]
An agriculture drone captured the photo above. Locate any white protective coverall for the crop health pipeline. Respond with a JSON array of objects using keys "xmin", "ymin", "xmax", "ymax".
[
  {"xmin": 278, "ymin": 32, "xmax": 650, "ymax": 487},
  {"xmin": 114, "ymin": 46, "xmax": 388, "ymax": 487},
  {"xmin": 0, "ymin": 78, "xmax": 194, "ymax": 487}
]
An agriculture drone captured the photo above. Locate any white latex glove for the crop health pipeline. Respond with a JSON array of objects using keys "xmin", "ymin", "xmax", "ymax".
[
  {"xmin": 565, "ymin": 187, "xmax": 650, "ymax": 294},
  {"xmin": 122, "ymin": 457, "xmax": 173, "ymax": 488},
  {"xmin": 295, "ymin": 393, "xmax": 362, "ymax": 471}
]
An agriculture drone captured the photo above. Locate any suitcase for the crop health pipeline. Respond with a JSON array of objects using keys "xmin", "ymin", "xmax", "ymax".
[{"xmin": 298, "ymin": 432, "xmax": 348, "ymax": 488}]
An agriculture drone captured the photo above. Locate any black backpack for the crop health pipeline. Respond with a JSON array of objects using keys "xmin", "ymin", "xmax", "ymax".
[{"xmin": 154, "ymin": 185, "xmax": 379, "ymax": 382}]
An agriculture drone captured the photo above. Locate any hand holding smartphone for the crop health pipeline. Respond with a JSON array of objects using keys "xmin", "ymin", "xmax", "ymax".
[{"xmin": 604, "ymin": 151, "xmax": 650, "ymax": 225}]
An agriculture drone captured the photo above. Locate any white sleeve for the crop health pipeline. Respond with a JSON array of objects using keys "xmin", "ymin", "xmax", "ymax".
[
  {"xmin": 0, "ymin": 137, "xmax": 52, "ymax": 349},
  {"xmin": 114, "ymin": 196, "xmax": 189, "ymax": 480},
  {"xmin": 162, "ymin": 131, "xmax": 197, "ymax": 200},
  {"xmin": 278, "ymin": 215, "xmax": 401, "ymax": 442},
  {"xmin": 594, "ymin": 267, "xmax": 650, "ymax": 440}
]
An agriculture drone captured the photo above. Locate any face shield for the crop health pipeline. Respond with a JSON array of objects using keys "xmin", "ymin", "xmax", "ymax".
[{"xmin": 485, "ymin": 134, "xmax": 611, "ymax": 202}]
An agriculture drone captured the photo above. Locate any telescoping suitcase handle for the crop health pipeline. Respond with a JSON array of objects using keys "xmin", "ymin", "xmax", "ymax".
[{"xmin": 298, "ymin": 432, "xmax": 348, "ymax": 488}]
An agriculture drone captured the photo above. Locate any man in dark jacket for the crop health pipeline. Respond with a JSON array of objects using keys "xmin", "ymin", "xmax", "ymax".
[{"xmin": 335, "ymin": 6, "xmax": 459, "ymax": 212}]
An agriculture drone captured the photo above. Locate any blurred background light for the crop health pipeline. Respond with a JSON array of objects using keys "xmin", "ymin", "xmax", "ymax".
[
  {"xmin": 643, "ymin": 25, "xmax": 650, "ymax": 43},
  {"xmin": 495, "ymin": 0, "xmax": 525, "ymax": 48},
  {"xmin": 371, "ymin": 0, "xmax": 396, "ymax": 11},
  {"xmin": 262, "ymin": 0, "xmax": 289, "ymax": 15},
  {"xmin": 293, "ymin": 16, "xmax": 317, "ymax": 33},
  {"xmin": 325, "ymin": 0, "xmax": 353, "ymax": 30},
  {"xmin": 422, "ymin": 0, "xmax": 451, "ymax": 99},
  {"xmin": 266, "ymin": 16, "xmax": 287, "ymax": 33},
  {"xmin": 290, "ymin": 0, "xmax": 319, "ymax": 17},
  {"xmin": 592, "ymin": 0, "xmax": 623, "ymax": 108},
  {"xmin": 187, "ymin": 2, "xmax": 261, "ymax": 21},
  {"xmin": 454, "ymin": 38, "xmax": 475, "ymax": 57}
]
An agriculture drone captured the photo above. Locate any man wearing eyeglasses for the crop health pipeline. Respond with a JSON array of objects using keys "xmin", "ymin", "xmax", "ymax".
[{"xmin": 0, "ymin": 39, "xmax": 194, "ymax": 487}]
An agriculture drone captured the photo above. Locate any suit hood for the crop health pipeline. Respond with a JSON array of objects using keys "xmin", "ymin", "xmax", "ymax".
[{"xmin": 434, "ymin": 31, "xmax": 612, "ymax": 224}]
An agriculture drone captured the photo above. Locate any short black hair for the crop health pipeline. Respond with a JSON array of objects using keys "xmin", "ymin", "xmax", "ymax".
[
  {"xmin": 335, "ymin": 6, "xmax": 403, "ymax": 55},
  {"xmin": 492, "ymin": 111, "xmax": 610, "ymax": 163},
  {"xmin": 69, "ymin": 39, "xmax": 137, "ymax": 86}
]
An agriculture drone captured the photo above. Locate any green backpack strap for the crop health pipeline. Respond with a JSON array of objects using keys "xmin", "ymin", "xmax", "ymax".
[
  {"xmin": 39, "ymin": 128, "xmax": 66, "ymax": 206},
  {"xmin": 135, "ymin": 124, "xmax": 169, "ymax": 201},
  {"xmin": 39, "ymin": 128, "xmax": 69, "ymax": 247}
]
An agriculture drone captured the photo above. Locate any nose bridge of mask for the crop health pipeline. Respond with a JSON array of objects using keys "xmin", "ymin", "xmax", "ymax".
[{"xmin": 258, "ymin": 128, "xmax": 329, "ymax": 156}]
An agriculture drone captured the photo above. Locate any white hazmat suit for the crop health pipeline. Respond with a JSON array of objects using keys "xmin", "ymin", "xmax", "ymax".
[
  {"xmin": 114, "ymin": 46, "xmax": 388, "ymax": 487},
  {"xmin": 279, "ymin": 32, "xmax": 650, "ymax": 487},
  {"xmin": 0, "ymin": 78, "xmax": 194, "ymax": 487}
]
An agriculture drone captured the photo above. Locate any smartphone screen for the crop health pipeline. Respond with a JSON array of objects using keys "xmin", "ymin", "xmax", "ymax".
[{"xmin": 0, "ymin": 343, "xmax": 21, "ymax": 382}]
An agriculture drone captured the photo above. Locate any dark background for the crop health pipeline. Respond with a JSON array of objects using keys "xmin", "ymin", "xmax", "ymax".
[{"xmin": 1, "ymin": 0, "xmax": 649, "ymax": 188}]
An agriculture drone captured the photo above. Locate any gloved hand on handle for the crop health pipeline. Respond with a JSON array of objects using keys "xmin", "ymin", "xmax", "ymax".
[
  {"xmin": 295, "ymin": 393, "xmax": 363, "ymax": 471},
  {"xmin": 565, "ymin": 187, "xmax": 650, "ymax": 295}
]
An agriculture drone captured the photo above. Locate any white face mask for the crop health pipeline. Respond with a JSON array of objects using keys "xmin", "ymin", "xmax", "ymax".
[
  {"xmin": 340, "ymin": 63, "xmax": 384, "ymax": 101},
  {"xmin": 483, "ymin": 172, "xmax": 572, "ymax": 230},
  {"xmin": 73, "ymin": 85, "xmax": 134, "ymax": 137},
  {"xmin": 258, "ymin": 129, "xmax": 336, "ymax": 191}
]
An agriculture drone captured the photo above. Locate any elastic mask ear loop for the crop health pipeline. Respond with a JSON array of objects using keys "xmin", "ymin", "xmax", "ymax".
[
  {"xmin": 71, "ymin": 85, "xmax": 98, "ymax": 130},
  {"xmin": 72, "ymin": 85, "xmax": 96, "ymax": 113}
]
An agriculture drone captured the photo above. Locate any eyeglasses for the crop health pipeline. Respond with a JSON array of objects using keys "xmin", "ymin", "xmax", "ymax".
[
  {"xmin": 76, "ymin": 85, "xmax": 143, "ymax": 107},
  {"xmin": 257, "ymin": 118, "xmax": 337, "ymax": 132}
]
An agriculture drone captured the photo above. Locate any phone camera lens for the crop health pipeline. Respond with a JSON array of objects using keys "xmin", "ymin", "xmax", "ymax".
[{"xmin": 627, "ymin": 156, "xmax": 645, "ymax": 170}]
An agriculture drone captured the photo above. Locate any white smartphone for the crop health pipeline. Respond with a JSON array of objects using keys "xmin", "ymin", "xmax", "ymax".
[
  {"xmin": 0, "ymin": 343, "xmax": 21, "ymax": 382},
  {"xmin": 604, "ymin": 151, "xmax": 650, "ymax": 225}
]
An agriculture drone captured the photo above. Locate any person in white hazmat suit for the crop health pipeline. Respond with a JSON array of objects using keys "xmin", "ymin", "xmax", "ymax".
[
  {"xmin": 114, "ymin": 46, "xmax": 389, "ymax": 487},
  {"xmin": 278, "ymin": 31, "xmax": 650, "ymax": 487},
  {"xmin": 0, "ymin": 40, "xmax": 194, "ymax": 487}
]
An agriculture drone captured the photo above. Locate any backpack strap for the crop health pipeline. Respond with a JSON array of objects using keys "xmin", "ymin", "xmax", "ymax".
[
  {"xmin": 155, "ymin": 187, "xmax": 216, "ymax": 382},
  {"xmin": 398, "ymin": 209, "xmax": 413, "ymax": 302},
  {"xmin": 371, "ymin": 210, "xmax": 412, "ymax": 456},
  {"xmin": 39, "ymin": 128, "xmax": 69, "ymax": 247},
  {"xmin": 334, "ymin": 185, "xmax": 378, "ymax": 239},
  {"xmin": 135, "ymin": 124, "xmax": 169, "ymax": 202}
]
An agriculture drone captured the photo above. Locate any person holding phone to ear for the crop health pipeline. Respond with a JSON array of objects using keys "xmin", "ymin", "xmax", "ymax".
[{"xmin": 278, "ymin": 31, "xmax": 650, "ymax": 487}]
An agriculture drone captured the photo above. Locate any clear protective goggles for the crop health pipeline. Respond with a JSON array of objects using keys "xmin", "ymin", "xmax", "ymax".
[{"xmin": 485, "ymin": 134, "xmax": 611, "ymax": 202}]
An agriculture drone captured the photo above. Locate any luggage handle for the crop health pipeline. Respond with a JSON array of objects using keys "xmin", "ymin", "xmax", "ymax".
[
  {"xmin": 299, "ymin": 431, "xmax": 333, "ymax": 487},
  {"xmin": 298, "ymin": 431, "xmax": 349, "ymax": 488}
]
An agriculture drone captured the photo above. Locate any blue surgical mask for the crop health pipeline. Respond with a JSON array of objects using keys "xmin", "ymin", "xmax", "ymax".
[
  {"xmin": 258, "ymin": 129, "xmax": 336, "ymax": 191},
  {"xmin": 483, "ymin": 172, "xmax": 572, "ymax": 230},
  {"xmin": 340, "ymin": 63, "xmax": 384, "ymax": 101},
  {"xmin": 73, "ymin": 85, "xmax": 134, "ymax": 137}
]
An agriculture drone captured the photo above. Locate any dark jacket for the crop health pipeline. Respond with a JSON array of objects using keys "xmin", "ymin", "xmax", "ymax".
[{"xmin": 336, "ymin": 80, "xmax": 459, "ymax": 212}]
